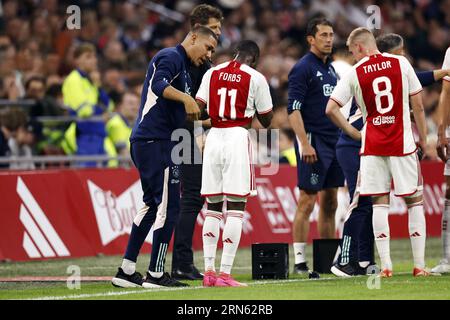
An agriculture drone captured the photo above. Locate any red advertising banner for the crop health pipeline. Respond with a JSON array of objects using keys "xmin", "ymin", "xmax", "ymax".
[{"xmin": 0, "ymin": 162, "xmax": 445, "ymax": 261}]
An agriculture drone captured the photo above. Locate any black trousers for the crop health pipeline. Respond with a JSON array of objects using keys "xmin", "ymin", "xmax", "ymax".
[{"xmin": 171, "ymin": 161, "xmax": 204, "ymax": 270}]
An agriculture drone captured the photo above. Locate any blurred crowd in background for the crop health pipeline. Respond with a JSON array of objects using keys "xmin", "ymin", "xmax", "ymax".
[{"xmin": 0, "ymin": 0, "xmax": 448, "ymax": 168}]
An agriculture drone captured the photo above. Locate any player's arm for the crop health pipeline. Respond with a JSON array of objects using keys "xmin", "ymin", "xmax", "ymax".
[
  {"xmin": 325, "ymin": 71, "xmax": 360, "ymax": 141},
  {"xmin": 405, "ymin": 57, "xmax": 427, "ymax": 154},
  {"xmin": 437, "ymin": 80, "xmax": 450, "ymax": 162},
  {"xmin": 152, "ymin": 54, "xmax": 200, "ymax": 120},
  {"xmin": 433, "ymin": 69, "xmax": 450, "ymax": 82},
  {"xmin": 410, "ymin": 92, "xmax": 427, "ymax": 152},
  {"xmin": 287, "ymin": 65, "xmax": 317, "ymax": 164},
  {"xmin": 194, "ymin": 69, "xmax": 214, "ymax": 123},
  {"xmin": 254, "ymin": 74, "xmax": 274, "ymax": 129},
  {"xmin": 325, "ymin": 99, "xmax": 361, "ymax": 141},
  {"xmin": 256, "ymin": 110, "xmax": 273, "ymax": 128},
  {"xmin": 195, "ymin": 99, "xmax": 211, "ymax": 128}
]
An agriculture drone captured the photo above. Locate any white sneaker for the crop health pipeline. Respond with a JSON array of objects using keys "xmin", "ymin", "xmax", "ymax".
[{"xmin": 431, "ymin": 259, "xmax": 450, "ymax": 274}]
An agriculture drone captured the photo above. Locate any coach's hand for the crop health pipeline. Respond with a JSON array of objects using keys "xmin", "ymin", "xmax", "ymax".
[
  {"xmin": 301, "ymin": 143, "xmax": 318, "ymax": 164},
  {"xmin": 183, "ymin": 94, "xmax": 201, "ymax": 121}
]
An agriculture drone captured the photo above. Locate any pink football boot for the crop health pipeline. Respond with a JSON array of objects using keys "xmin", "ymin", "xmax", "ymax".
[
  {"xmin": 203, "ymin": 270, "xmax": 217, "ymax": 287},
  {"xmin": 214, "ymin": 272, "xmax": 248, "ymax": 287}
]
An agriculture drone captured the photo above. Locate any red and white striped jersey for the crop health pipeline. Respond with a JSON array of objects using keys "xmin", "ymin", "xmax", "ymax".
[
  {"xmin": 196, "ymin": 60, "xmax": 273, "ymax": 128},
  {"xmin": 330, "ymin": 52, "xmax": 422, "ymax": 156}
]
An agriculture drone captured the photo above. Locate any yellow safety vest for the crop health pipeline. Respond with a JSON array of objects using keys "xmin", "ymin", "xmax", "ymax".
[
  {"xmin": 106, "ymin": 113, "xmax": 132, "ymax": 152},
  {"xmin": 281, "ymin": 147, "xmax": 297, "ymax": 166}
]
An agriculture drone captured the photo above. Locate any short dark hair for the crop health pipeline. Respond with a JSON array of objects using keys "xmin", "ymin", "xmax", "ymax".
[
  {"xmin": 189, "ymin": 4, "xmax": 223, "ymax": 28},
  {"xmin": 306, "ymin": 17, "xmax": 333, "ymax": 37},
  {"xmin": 234, "ymin": 40, "xmax": 260, "ymax": 64},
  {"xmin": 25, "ymin": 75, "xmax": 45, "ymax": 90},
  {"xmin": 0, "ymin": 107, "xmax": 27, "ymax": 131},
  {"xmin": 191, "ymin": 25, "xmax": 218, "ymax": 42},
  {"xmin": 74, "ymin": 43, "xmax": 96, "ymax": 59},
  {"xmin": 376, "ymin": 33, "xmax": 404, "ymax": 53}
]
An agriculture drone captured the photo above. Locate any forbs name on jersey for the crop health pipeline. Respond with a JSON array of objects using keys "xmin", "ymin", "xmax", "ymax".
[
  {"xmin": 219, "ymin": 72, "xmax": 241, "ymax": 82},
  {"xmin": 373, "ymin": 115, "xmax": 395, "ymax": 125},
  {"xmin": 363, "ymin": 60, "xmax": 392, "ymax": 74}
]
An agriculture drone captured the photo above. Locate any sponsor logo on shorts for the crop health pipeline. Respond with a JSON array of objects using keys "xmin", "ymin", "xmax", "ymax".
[
  {"xmin": 310, "ymin": 173, "xmax": 319, "ymax": 185},
  {"xmin": 373, "ymin": 115, "xmax": 395, "ymax": 125}
]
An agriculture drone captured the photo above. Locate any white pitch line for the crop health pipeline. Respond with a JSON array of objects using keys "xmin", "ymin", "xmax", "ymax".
[
  {"xmin": 26, "ymin": 277, "xmax": 345, "ymax": 300},
  {"xmin": 22, "ymin": 271, "xmax": 424, "ymax": 300}
]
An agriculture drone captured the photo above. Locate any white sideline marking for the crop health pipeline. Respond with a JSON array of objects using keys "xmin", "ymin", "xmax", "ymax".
[
  {"xmin": 26, "ymin": 277, "xmax": 343, "ymax": 300},
  {"xmin": 23, "ymin": 271, "xmax": 416, "ymax": 300}
]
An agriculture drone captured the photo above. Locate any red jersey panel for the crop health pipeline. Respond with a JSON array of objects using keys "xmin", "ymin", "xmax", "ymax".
[
  {"xmin": 208, "ymin": 61, "xmax": 251, "ymax": 127},
  {"xmin": 196, "ymin": 60, "xmax": 273, "ymax": 128},
  {"xmin": 356, "ymin": 55, "xmax": 404, "ymax": 155}
]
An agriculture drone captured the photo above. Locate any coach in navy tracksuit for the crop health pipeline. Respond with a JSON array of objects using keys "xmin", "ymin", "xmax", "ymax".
[
  {"xmin": 111, "ymin": 26, "xmax": 217, "ymax": 288},
  {"xmin": 331, "ymin": 33, "xmax": 447, "ymax": 276},
  {"xmin": 288, "ymin": 18, "xmax": 345, "ymax": 274},
  {"xmin": 171, "ymin": 4, "xmax": 223, "ymax": 281}
]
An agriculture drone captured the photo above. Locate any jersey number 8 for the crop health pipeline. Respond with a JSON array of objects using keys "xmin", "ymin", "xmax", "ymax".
[{"xmin": 372, "ymin": 76, "xmax": 394, "ymax": 114}]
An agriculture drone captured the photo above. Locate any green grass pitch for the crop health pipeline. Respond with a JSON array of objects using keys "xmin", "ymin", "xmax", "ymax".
[{"xmin": 0, "ymin": 238, "xmax": 449, "ymax": 300}]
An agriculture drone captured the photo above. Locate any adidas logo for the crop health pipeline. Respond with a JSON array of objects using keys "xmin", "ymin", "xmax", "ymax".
[
  {"xmin": 410, "ymin": 232, "xmax": 421, "ymax": 237},
  {"xmin": 296, "ymin": 252, "xmax": 302, "ymax": 255},
  {"xmin": 316, "ymin": 71, "xmax": 323, "ymax": 77},
  {"xmin": 376, "ymin": 233, "xmax": 388, "ymax": 239},
  {"xmin": 17, "ymin": 177, "xmax": 70, "ymax": 259},
  {"xmin": 223, "ymin": 238, "xmax": 233, "ymax": 244},
  {"xmin": 443, "ymin": 220, "xmax": 447, "ymax": 231},
  {"xmin": 203, "ymin": 232, "xmax": 215, "ymax": 238}
]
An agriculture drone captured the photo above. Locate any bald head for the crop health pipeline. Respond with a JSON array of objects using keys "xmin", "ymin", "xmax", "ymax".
[{"xmin": 346, "ymin": 27, "xmax": 379, "ymax": 62}]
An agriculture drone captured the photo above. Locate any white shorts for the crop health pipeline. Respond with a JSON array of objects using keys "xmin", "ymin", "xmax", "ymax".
[
  {"xmin": 445, "ymin": 126, "xmax": 450, "ymax": 176},
  {"xmin": 201, "ymin": 126, "xmax": 256, "ymax": 199},
  {"xmin": 359, "ymin": 153, "xmax": 423, "ymax": 197}
]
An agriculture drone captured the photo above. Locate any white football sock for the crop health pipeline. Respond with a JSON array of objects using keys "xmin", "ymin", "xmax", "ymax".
[
  {"xmin": 202, "ymin": 210, "xmax": 222, "ymax": 272},
  {"xmin": 293, "ymin": 242, "xmax": 307, "ymax": 264},
  {"xmin": 359, "ymin": 261, "xmax": 370, "ymax": 268},
  {"xmin": 372, "ymin": 205, "xmax": 392, "ymax": 271},
  {"xmin": 443, "ymin": 200, "xmax": 450, "ymax": 261},
  {"xmin": 149, "ymin": 271, "xmax": 163, "ymax": 278},
  {"xmin": 121, "ymin": 258, "xmax": 136, "ymax": 275},
  {"xmin": 220, "ymin": 211, "xmax": 244, "ymax": 275},
  {"xmin": 408, "ymin": 203, "xmax": 426, "ymax": 269}
]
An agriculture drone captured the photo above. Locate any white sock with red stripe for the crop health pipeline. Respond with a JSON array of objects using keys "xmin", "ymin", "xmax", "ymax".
[
  {"xmin": 202, "ymin": 210, "xmax": 222, "ymax": 272},
  {"xmin": 372, "ymin": 205, "xmax": 392, "ymax": 271},
  {"xmin": 408, "ymin": 202, "xmax": 426, "ymax": 269},
  {"xmin": 220, "ymin": 210, "xmax": 244, "ymax": 275},
  {"xmin": 443, "ymin": 200, "xmax": 450, "ymax": 261}
]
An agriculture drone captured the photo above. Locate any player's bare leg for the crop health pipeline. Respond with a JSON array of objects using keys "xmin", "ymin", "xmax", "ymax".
[
  {"xmin": 318, "ymin": 188, "xmax": 338, "ymax": 238},
  {"xmin": 292, "ymin": 189, "xmax": 316, "ymax": 273},
  {"xmin": 404, "ymin": 193, "xmax": 429, "ymax": 276},
  {"xmin": 372, "ymin": 195, "xmax": 393, "ymax": 277},
  {"xmin": 432, "ymin": 175, "xmax": 450, "ymax": 273}
]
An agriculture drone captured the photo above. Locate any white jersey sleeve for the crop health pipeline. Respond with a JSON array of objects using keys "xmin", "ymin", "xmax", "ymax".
[
  {"xmin": 330, "ymin": 69, "xmax": 354, "ymax": 107},
  {"xmin": 402, "ymin": 56, "xmax": 422, "ymax": 95},
  {"xmin": 443, "ymin": 47, "xmax": 450, "ymax": 82},
  {"xmin": 195, "ymin": 69, "xmax": 213, "ymax": 104},
  {"xmin": 253, "ymin": 72, "xmax": 273, "ymax": 114}
]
